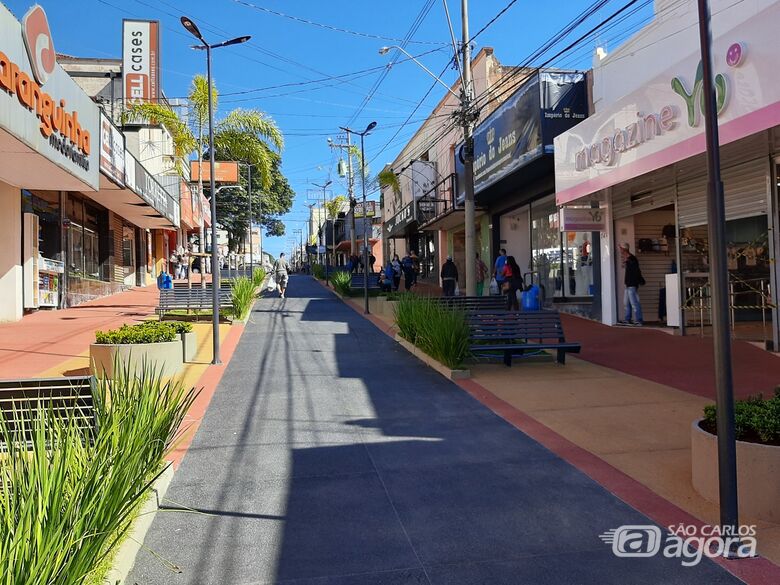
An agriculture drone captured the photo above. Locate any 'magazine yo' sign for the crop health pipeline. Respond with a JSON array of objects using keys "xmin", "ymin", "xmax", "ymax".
[
  {"xmin": 0, "ymin": 3, "xmax": 98, "ymax": 189},
  {"xmin": 122, "ymin": 19, "xmax": 160, "ymax": 104}
]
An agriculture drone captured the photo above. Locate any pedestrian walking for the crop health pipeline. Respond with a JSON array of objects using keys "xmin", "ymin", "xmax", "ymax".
[
  {"xmin": 369, "ymin": 253, "xmax": 376, "ymax": 273},
  {"xmin": 168, "ymin": 251, "xmax": 179, "ymax": 280},
  {"xmin": 493, "ymin": 248, "xmax": 507, "ymax": 296},
  {"xmin": 502, "ymin": 255, "xmax": 523, "ymax": 311},
  {"xmin": 440, "ymin": 256, "xmax": 458, "ymax": 297},
  {"xmin": 619, "ymin": 243, "xmax": 645, "ymax": 325},
  {"xmin": 410, "ymin": 251, "xmax": 420, "ymax": 287},
  {"xmin": 382, "ymin": 261, "xmax": 394, "ymax": 293},
  {"xmin": 391, "ymin": 254, "xmax": 402, "ymax": 291},
  {"xmin": 475, "ymin": 252, "xmax": 488, "ymax": 297},
  {"xmin": 401, "ymin": 252, "xmax": 415, "ymax": 291},
  {"xmin": 273, "ymin": 252, "xmax": 291, "ymax": 299}
]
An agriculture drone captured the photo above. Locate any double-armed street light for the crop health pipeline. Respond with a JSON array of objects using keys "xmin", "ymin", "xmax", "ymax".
[
  {"xmin": 181, "ymin": 15, "xmax": 249, "ymax": 364},
  {"xmin": 339, "ymin": 122, "xmax": 377, "ymax": 314}
]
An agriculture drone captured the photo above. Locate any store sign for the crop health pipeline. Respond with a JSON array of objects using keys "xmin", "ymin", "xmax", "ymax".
[
  {"xmin": 0, "ymin": 3, "xmax": 99, "ymax": 189},
  {"xmin": 122, "ymin": 19, "xmax": 160, "ymax": 104},
  {"xmin": 559, "ymin": 207, "xmax": 606, "ymax": 232},
  {"xmin": 124, "ymin": 151, "xmax": 179, "ymax": 226},
  {"xmin": 575, "ymin": 106, "xmax": 677, "ymax": 171},
  {"xmin": 554, "ymin": 1, "xmax": 780, "ymax": 206},
  {"xmin": 456, "ymin": 71, "xmax": 587, "ymax": 199},
  {"xmin": 354, "ymin": 200, "xmax": 376, "ymax": 218},
  {"xmin": 99, "ymin": 112, "xmax": 125, "ymax": 186},
  {"xmin": 190, "ymin": 160, "xmax": 239, "ymax": 183},
  {"xmin": 410, "ymin": 160, "xmax": 437, "ymax": 200},
  {"xmin": 385, "ymin": 202, "xmax": 414, "ymax": 236}
]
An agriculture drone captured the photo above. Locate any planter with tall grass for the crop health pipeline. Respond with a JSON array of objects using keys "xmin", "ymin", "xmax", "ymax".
[
  {"xmin": 231, "ymin": 276, "xmax": 257, "ymax": 321},
  {"xmin": 0, "ymin": 363, "xmax": 198, "ymax": 585},
  {"xmin": 394, "ymin": 295, "xmax": 471, "ymax": 372},
  {"xmin": 91, "ymin": 322, "xmax": 184, "ymax": 378},
  {"xmin": 252, "ymin": 267, "xmax": 267, "ymax": 290},
  {"xmin": 332, "ymin": 270, "xmax": 352, "ymax": 296}
]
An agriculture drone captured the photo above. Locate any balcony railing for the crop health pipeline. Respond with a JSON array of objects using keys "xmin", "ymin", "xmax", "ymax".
[{"xmin": 416, "ymin": 173, "xmax": 457, "ymax": 226}]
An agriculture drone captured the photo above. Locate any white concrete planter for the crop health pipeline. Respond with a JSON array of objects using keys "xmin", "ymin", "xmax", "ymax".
[
  {"xmin": 90, "ymin": 340, "xmax": 184, "ymax": 378},
  {"xmin": 181, "ymin": 331, "xmax": 197, "ymax": 362},
  {"xmin": 691, "ymin": 419, "xmax": 780, "ymax": 523}
]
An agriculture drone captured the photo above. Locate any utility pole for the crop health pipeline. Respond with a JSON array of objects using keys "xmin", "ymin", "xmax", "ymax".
[
  {"xmin": 696, "ymin": 0, "xmax": 738, "ymax": 538},
  {"xmin": 460, "ymin": 0, "xmax": 477, "ymax": 296},
  {"xmin": 329, "ymin": 133, "xmax": 357, "ymax": 256}
]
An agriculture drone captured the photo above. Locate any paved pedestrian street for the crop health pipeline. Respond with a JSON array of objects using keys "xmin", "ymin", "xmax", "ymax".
[{"xmin": 129, "ymin": 276, "xmax": 743, "ymax": 584}]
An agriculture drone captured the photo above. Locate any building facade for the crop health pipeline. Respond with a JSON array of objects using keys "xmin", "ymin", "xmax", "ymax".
[{"xmin": 554, "ymin": 0, "xmax": 780, "ymax": 346}]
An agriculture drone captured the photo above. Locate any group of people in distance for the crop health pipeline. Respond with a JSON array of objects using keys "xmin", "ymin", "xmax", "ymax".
[{"xmin": 380, "ymin": 251, "xmax": 420, "ymax": 292}]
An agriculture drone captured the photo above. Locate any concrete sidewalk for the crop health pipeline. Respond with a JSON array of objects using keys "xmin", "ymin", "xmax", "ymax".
[{"xmin": 129, "ymin": 276, "xmax": 746, "ymax": 584}]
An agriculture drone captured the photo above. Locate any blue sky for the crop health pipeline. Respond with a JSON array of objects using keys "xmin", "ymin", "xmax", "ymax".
[{"xmin": 3, "ymin": 0, "xmax": 654, "ymax": 257}]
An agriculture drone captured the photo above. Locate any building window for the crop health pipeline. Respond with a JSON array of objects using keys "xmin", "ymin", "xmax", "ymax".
[{"xmin": 66, "ymin": 195, "xmax": 107, "ymax": 281}]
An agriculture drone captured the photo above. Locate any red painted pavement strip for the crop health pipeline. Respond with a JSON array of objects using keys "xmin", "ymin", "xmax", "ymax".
[
  {"xmin": 168, "ymin": 322, "xmax": 246, "ymax": 470},
  {"xmin": 560, "ymin": 313, "xmax": 780, "ymax": 401},
  {"xmin": 324, "ymin": 282, "xmax": 780, "ymax": 584}
]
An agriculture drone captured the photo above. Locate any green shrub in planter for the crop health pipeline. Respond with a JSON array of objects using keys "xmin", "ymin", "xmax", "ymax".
[
  {"xmin": 166, "ymin": 321, "xmax": 193, "ymax": 334},
  {"xmin": 252, "ymin": 267, "xmax": 267, "ymax": 288},
  {"xmin": 231, "ymin": 276, "xmax": 256, "ymax": 320},
  {"xmin": 702, "ymin": 389, "xmax": 780, "ymax": 445},
  {"xmin": 332, "ymin": 271, "xmax": 352, "ymax": 296},
  {"xmin": 95, "ymin": 322, "xmax": 178, "ymax": 344},
  {"xmin": 312, "ymin": 264, "xmax": 325, "ymax": 280},
  {"xmin": 394, "ymin": 296, "xmax": 470, "ymax": 368},
  {"xmin": 0, "ymin": 362, "xmax": 198, "ymax": 584}
]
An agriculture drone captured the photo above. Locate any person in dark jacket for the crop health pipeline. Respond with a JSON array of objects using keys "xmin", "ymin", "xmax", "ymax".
[
  {"xmin": 502, "ymin": 256, "xmax": 523, "ymax": 310},
  {"xmin": 440, "ymin": 256, "xmax": 459, "ymax": 297},
  {"xmin": 401, "ymin": 252, "xmax": 415, "ymax": 291},
  {"xmin": 620, "ymin": 242, "xmax": 644, "ymax": 325}
]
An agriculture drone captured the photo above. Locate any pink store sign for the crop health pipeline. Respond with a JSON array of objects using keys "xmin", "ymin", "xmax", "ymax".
[{"xmin": 554, "ymin": 1, "xmax": 780, "ymax": 206}]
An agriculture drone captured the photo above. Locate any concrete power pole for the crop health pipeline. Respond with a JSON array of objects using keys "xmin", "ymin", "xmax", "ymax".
[
  {"xmin": 329, "ymin": 132, "xmax": 357, "ymax": 256},
  {"xmin": 461, "ymin": 0, "xmax": 477, "ymax": 296}
]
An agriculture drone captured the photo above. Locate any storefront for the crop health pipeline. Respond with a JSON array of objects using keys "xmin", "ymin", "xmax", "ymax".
[
  {"xmin": 554, "ymin": 0, "xmax": 780, "ymax": 345},
  {"xmin": 0, "ymin": 4, "xmax": 100, "ymax": 321},
  {"xmin": 451, "ymin": 69, "xmax": 589, "ymax": 305}
]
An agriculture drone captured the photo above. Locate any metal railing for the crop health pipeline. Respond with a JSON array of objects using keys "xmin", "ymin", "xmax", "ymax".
[
  {"xmin": 681, "ymin": 275, "xmax": 775, "ymax": 341},
  {"xmin": 416, "ymin": 173, "xmax": 457, "ymax": 227}
]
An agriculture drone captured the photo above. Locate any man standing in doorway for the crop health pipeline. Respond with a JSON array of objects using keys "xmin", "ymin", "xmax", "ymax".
[
  {"xmin": 493, "ymin": 248, "xmax": 507, "ymax": 296},
  {"xmin": 619, "ymin": 243, "xmax": 644, "ymax": 326},
  {"xmin": 440, "ymin": 256, "xmax": 458, "ymax": 297}
]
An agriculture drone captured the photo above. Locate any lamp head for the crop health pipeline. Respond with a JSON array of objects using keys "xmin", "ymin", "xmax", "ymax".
[
  {"xmin": 221, "ymin": 35, "xmax": 251, "ymax": 47},
  {"xmin": 180, "ymin": 16, "xmax": 204, "ymax": 42},
  {"xmin": 364, "ymin": 121, "xmax": 377, "ymax": 135},
  {"xmin": 378, "ymin": 47, "xmax": 391, "ymax": 55}
]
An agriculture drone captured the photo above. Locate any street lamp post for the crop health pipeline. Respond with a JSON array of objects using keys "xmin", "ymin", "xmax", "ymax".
[
  {"xmin": 340, "ymin": 122, "xmax": 377, "ymax": 314},
  {"xmin": 181, "ymin": 15, "xmax": 249, "ymax": 364},
  {"xmin": 313, "ymin": 180, "xmax": 332, "ymax": 284}
]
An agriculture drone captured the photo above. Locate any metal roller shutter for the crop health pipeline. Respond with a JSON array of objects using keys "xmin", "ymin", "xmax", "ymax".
[{"xmin": 678, "ymin": 157, "xmax": 769, "ymax": 227}]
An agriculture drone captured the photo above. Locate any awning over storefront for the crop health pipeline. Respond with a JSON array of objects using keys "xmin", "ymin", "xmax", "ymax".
[
  {"xmin": 418, "ymin": 206, "xmax": 486, "ymax": 232},
  {"xmin": 335, "ymin": 238, "xmax": 379, "ymax": 252},
  {"xmin": 87, "ymin": 151, "xmax": 178, "ymax": 230}
]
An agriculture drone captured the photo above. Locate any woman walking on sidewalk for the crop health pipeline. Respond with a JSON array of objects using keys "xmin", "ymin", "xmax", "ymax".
[{"xmin": 502, "ymin": 256, "xmax": 523, "ymax": 311}]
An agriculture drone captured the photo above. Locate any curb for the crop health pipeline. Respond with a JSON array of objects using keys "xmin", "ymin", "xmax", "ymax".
[
  {"xmin": 394, "ymin": 334, "xmax": 471, "ymax": 380},
  {"xmin": 103, "ymin": 464, "xmax": 175, "ymax": 585}
]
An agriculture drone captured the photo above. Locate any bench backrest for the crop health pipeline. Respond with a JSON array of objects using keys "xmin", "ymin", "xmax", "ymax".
[
  {"xmin": 159, "ymin": 288, "xmax": 233, "ymax": 307},
  {"xmin": 0, "ymin": 376, "xmax": 95, "ymax": 444},
  {"xmin": 350, "ymin": 273, "xmax": 381, "ymax": 287},
  {"xmin": 468, "ymin": 311, "xmax": 567, "ymax": 342}
]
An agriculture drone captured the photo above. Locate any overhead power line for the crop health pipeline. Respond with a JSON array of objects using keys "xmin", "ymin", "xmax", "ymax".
[{"xmin": 231, "ymin": 0, "xmax": 448, "ymax": 45}]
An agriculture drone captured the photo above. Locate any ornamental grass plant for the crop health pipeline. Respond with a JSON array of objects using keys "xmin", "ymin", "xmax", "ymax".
[
  {"xmin": 230, "ymin": 276, "xmax": 256, "ymax": 320},
  {"xmin": 252, "ymin": 267, "xmax": 267, "ymax": 288},
  {"xmin": 0, "ymin": 363, "xmax": 198, "ymax": 585},
  {"xmin": 331, "ymin": 270, "xmax": 352, "ymax": 296},
  {"xmin": 394, "ymin": 295, "xmax": 470, "ymax": 369}
]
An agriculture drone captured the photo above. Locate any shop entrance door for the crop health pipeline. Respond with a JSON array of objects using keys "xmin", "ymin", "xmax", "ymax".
[{"xmin": 122, "ymin": 226, "xmax": 136, "ymax": 287}]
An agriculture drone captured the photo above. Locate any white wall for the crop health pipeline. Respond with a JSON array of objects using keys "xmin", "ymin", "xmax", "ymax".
[
  {"xmin": 499, "ymin": 208, "xmax": 530, "ymax": 273},
  {"xmin": 0, "ymin": 182, "xmax": 22, "ymax": 322}
]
